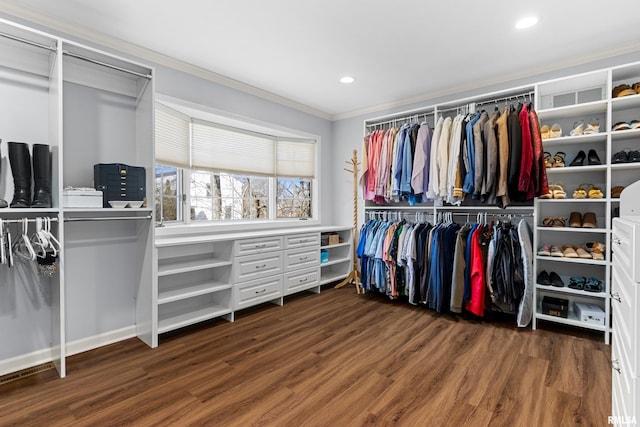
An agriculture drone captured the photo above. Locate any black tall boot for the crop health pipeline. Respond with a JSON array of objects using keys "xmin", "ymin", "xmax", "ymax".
[
  {"xmin": 8, "ymin": 142, "xmax": 31, "ymax": 208},
  {"xmin": 0, "ymin": 140, "xmax": 7, "ymax": 208},
  {"xmin": 31, "ymin": 144, "xmax": 51, "ymax": 208}
]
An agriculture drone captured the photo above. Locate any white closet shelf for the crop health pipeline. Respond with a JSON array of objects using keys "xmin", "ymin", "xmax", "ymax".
[
  {"xmin": 158, "ymin": 305, "xmax": 231, "ymax": 334},
  {"xmin": 536, "ymin": 311, "xmax": 607, "ymax": 332},
  {"xmin": 537, "ymin": 227, "xmax": 608, "ymax": 234},
  {"xmin": 540, "ymin": 132, "xmax": 607, "ymax": 147},
  {"xmin": 537, "ymin": 100, "xmax": 608, "ymax": 119},
  {"xmin": 545, "ymin": 165, "xmax": 607, "ymax": 174},
  {"xmin": 537, "ymin": 198, "xmax": 607, "ymax": 203},
  {"xmin": 157, "ymin": 258, "xmax": 232, "ymax": 276},
  {"xmin": 611, "ymin": 128, "xmax": 640, "ymax": 141},
  {"xmin": 321, "ymin": 242, "xmax": 351, "ymax": 249},
  {"xmin": 611, "ymin": 93, "xmax": 640, "ymax": 110},
  {"xmin": 320, "ymin": 271, "xmax": 349, "ymax": 285},
  {"xmin": 611, "ymin": 163, "xmax": 640, "ymax": 171},
  {"xmin": 320, "ymin": 258, "xmax": 350, "ymax": 268},
  {"xmin": 158, "ymin": 281, "xmax": 232, "ymax": 305},
  {"xmin": 536, "ymin": 255, "xmax": 608, "ymax": 266},
  {"xmin": 535, "ymin": 284, "xmax": 607, "ymax": 298},
  {"xmin": 3, "ymin": 208, "xmax": 59, "ymax": 214},
  {"xmin": 64, "ymin": 208, "xmax": 152, "ymax": 213}
]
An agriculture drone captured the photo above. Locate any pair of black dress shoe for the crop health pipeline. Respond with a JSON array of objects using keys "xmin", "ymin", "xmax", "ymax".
[
  {"xmin": 569, "ymin": 149, "xmax": 601, "ymax": 166},
  {"xmin": 537, "ymin": 270, "xmax": 564, "ymax": 287}
]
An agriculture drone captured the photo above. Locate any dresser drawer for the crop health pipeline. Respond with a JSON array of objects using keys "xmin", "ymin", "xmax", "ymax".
[
  {"xmin": 234, "ymin": 252, "xmax": 283, "ymax": 283},
  {"xmin": 234, "ymin": 275, "xmax": 283, "ymax": 310},
  {"xmin": 613, "ymin": 218, "xmax": 640, "ymax": 282},
  {"xmin": 234, "ymin": 236, "xmax": 283, "ymax": 257},
  {"xmin": 612, "ymin": 334, "xmax": 635, "ymax": 421},
  {"xmin": 284, "ymin": 247, "xmax": 320, "ymax": 271},
  {"xmin": 283, "ymin": 267, "xmax": 320, "ymax": 296},
  {"xmin": 285, "ymin": 232, "xmax": 320, "ymax": 249}
]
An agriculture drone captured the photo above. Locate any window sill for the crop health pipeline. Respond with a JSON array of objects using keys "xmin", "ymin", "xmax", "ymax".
[{"xmin": 155, "ymin": 218, "xmax": 321, "ymax": 238}]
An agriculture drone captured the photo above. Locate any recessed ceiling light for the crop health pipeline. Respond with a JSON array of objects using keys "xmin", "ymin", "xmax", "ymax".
[
  {"xmin": 340, "ymin": 76, "xmax": 355, "ymax": 84},
  {"xmin": 515, "ymin": 16, "xmax": 538, "ymax": 29}
]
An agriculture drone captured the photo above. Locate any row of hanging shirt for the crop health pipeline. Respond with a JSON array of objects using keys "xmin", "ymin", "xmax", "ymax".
[
  {"xmin": 359, "ymin": 100, "xmax": 549, "ymax": 209},
  {"xmin": 0, "ymin": 217, "xmax": 60, "ymax": 277},
  {"xmin": 356, "ymin": 212, "xmax": 534, "ymax": 327}
]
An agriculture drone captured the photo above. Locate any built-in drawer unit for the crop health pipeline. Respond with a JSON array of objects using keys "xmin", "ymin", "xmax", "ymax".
[
  {"xmin": 234, "ymin": 251, "xmax": 283, "ymax": 283},
  {"xmin": 234, "ymin": 275, "xmax": 283, "ymax": 310},
  {"xmin": 234, "ymin": 236, "xmax": 283, "ymax": 257},
  {"xmin": 285, "ymin": 232, "xmax": 320, "ymax": 249},
  {"xmin": 283, "ymin": 267, "xmax": 320, "ymax": 296},
  {"xmin": 284, "ymin": 247, "xmax": 320, "ymax": 271}
]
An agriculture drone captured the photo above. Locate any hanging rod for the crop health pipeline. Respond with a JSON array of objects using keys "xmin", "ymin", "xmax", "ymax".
[
  {"xmin": 366, "ymin": 111, "xmax": 434, "ymax": 129},
  {"xmin": 63, "ymin": 51, "xmax": 152, "ymax": 80},
  {"xmin": 0, "ymin": 31, "xmax": 56, "ymax": 52},
  {"xmin": 64, "ymin": 215, "xmax": 152, "ymax": 222},
  {"xmin": 0, "ymin": 217, "xmax": 59, "ymax": 224},
  {"xmin": 474, "ymin": 91, "xmax": 535, "ymax": 109}
]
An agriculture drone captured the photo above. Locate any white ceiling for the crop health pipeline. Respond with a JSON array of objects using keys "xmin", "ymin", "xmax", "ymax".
[{"xmin": 2, "ymin": 0, "xmax": 640, "ymax": 119}]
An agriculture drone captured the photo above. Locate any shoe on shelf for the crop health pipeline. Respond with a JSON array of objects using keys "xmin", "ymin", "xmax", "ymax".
[
  {"xmin": 588, "ymin": 186, "xmax": 604, "ymax": 199},
  {"xmin": 633, "ymin": 82, "xmax": 640, "ymax": 94},
  {"xmin": 550, "ymin": 245, "xmax": 564, "ymax": 257},
  {"xmin": 550, "ymin": 183, "xmax": 567, "ymax": 199},
  {"xmin": 584, "ymin": 277, "xmax": 603, "ymax": 293},
  {"xmin": 550, "ymin": 272, "xmax": 565, "ymax": 287},
  {"xmin": 628, "ymin": 150, "xmax": 640, "ymax": 162},
  {"xmin": 575, "ymin": 247, "xmax": 592, "ymax": 259},
  {"xmin": 568, "ymin": 276, "xmax": 585, "ymax": 290},
  {"xmin": 584, "ymin": 242, "xmax": 605, "ymax": 260},
  {"xmin": 572, "ymin": 184, "xmax": 589, "ymax": 199},
  {"xmin": 631, "ymin": 120, "xmax": 640, "ymax": 129},
  {"xmin": 612, "ymin": 185, "xmax": 625, "ymax": 198},
  {"xmin": 537, "ymin": 245, "xmax": 551, "ymax": 256},
  {"xmin": 537, "ymin": 270, "xmax": 551, "ymax": 285},
  {"xmin": 544, "ymin": 152, "xmax": 553, "ymax": 168},
  {"xmin": 569, "ymin": 150, "xmax": 586, "ymax": 166},
  {"xmin": 613, "ymin": 122, "xmax": 632, "ymax": 131},
  {"xmin": 569, "ymin": 212, "xmax": 582, "ymax": 227},
  {"xmin": 612, "ymin": 150, "xmax": 630, "ymax": 163},
  {"xmin": 540, "ymin": 125, "xmax": 551, "ymax": 140},
  {"xmin": 584, "ymin": 121, "xmax": 600, "ymax": 134},
  {"xmin": 613, "ymin": 84, "xmax": 637, "ymax": 98},
  {"xmin": 552, "ymin": 152, "xmax": 566, "ymax": 167},
  {"xmin": 570, "ymin": 122, "xmax": 584, "ymax": 136},
  {"xmin": 587, "ymin": 149, "xmax": 601, "ymax": 165},
  {"xmin": 582, "ymin": 212, "xmax": 597, "ymax": 228},
  {"xmin": 562, "ymin": 245, "xmax": 579, "ymax": 258},
  {"xmin": 550, "ymin": 123, "xmax": 562, "ymax": 138}
]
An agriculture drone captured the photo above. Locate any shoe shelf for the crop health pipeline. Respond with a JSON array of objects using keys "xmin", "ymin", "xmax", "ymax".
[
  {"xmin": 158, "ymin": 281, "xmax": 232, "ymax": 305},
  {"xmin": 536, "ymin": 255, "xmax": 608, "ymax": 266},
  {"xmin": 541, "ymin": 132, "xmax": 607, "ymax": 147},
  {"xmin": 535, "ymin": 310, "xmax": 607, "ymax": 332},
  {"xmin": 537, "ymin": 198, "xmax": 607, "ymax": 203},
  {"xmin": 537, "ymin": 227, "xmax": 608, "ymax": 234},
  {"xmin": 546, "ymin": 165, "xmax": 607, "ymax": 173},
  {"xmin": 537, "ymin": 99, "xmax": 608, "ymax": 120},
  {"xmin": 610, "ymin": 128, "xmax": 640, "ymax": 142},
  {"xmin": 535, "ymin": 283, "xmax": 608, "ymax": 299},
  {"xmin": 611, "ymin": 163, "xmax": 640, "ymax": 171},
  {"xmin": 611, "ymin": 93, "xmax": 640, "ymax": 110}
]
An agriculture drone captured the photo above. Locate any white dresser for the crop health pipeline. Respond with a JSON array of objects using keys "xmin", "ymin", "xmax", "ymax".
[{"xmin": 611, "ymin": 181, "xmax": 640, "ymax": 425}]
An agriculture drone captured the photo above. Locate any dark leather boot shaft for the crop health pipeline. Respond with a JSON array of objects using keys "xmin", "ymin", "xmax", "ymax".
[
  {"xmin": 31, "ymin": 143, "xmax": 51, "ymax": 208},
  {"xmin": 8, "ymin": 141, "xmax": 31, "ymax": 208}
]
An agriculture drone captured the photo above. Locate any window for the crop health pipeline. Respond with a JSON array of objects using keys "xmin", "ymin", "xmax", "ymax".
[{"xmin": 154, "ymin": 101, "xmax": 317, "ymax": 224}]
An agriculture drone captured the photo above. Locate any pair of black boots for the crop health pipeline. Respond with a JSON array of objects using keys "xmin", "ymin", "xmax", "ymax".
[{"xmin": 0, "ymin": 141, "xmax": 51, "ymax": 208}]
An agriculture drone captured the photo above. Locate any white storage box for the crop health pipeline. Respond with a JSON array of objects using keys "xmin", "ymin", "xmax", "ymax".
[
  {"xmin": 573, "ymin": 302, "xmax": 605, "ymax": 326},
  {"xmin": 63, "ymin": 188, "xmax": 103, "ymax": 208}
]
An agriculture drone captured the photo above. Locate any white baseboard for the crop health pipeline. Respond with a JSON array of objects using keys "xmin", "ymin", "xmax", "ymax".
[{"xmin": 0, "ymin": 325, "xmax": 136, "ymax": 377}]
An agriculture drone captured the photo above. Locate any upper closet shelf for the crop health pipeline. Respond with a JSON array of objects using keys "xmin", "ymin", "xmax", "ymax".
[
  {"xmin": 537, "ymin": 100, "xmax": 608, "ymax": 119},
  {"xmin": 611, "ymin": 93, "xmax": 640, "ymax": 110},
  {"xmin": 541, "ymin": 132, "xmax": 607, "ymax": 147}
]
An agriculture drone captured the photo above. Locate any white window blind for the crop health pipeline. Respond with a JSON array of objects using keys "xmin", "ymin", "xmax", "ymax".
[
  {"xmin": 191, "ymin": 120, "xmax": 275, "ymax": 176},
  {"xmin": 276, "ymin": 139, "xmax": 315, "ymax": 178},
  {"xmin": 155, "ymin": 103, "xmax": 190, "ymax": 168}
]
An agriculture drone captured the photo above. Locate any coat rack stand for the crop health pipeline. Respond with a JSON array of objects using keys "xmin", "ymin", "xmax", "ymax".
[{"xmin": 335, "ymin": 149, "xmax": 362, "ymax": 293}]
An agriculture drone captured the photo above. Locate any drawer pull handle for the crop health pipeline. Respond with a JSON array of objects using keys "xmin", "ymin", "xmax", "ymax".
[
  {"xmin": 255, "ymin": 244, "xmax": 266, "ymax": 249},
  {"xmin": 613, "ymin": 238, "xmax": 622, "ymax": 245},
  {"xmin": 299, "ymin": 278, "xmax": 308, "ymax": 283},
  {"xmin": 299, "ymin": 256, "xmax": 308, "ymax": 261},
  {"xmin": 611, "ymin": 292, "xmax": 621, "ymax": 303},
  {"xmin": 255, "ymin": 264, "xmax": 267, "ymax": 269},
  {"xmin": 255, "ymin": 289, "xmax": 266, "ymax": 294},
  {"xmin": 612, "ymin": 359, "xmax": 621, "ymax": 374}
]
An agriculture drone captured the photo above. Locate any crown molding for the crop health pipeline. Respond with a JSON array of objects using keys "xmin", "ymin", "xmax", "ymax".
[{"xmin": 0, "ymin": 2, "xmax": 333, "ymax": 121}]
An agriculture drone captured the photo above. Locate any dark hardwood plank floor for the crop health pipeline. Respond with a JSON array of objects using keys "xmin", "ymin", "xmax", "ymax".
[{"xmin": 0, "ymin": 286, "xmax": 611, "ymax": 426}]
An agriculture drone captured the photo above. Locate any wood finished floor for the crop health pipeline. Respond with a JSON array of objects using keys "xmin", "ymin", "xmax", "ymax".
[{"xmin": 0, "ymin": 286, "xmax": 611, "ymax": 426}]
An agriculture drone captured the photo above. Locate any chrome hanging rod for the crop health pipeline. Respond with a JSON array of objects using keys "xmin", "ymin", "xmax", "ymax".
[
  {"xmin": 474, "ymin": 91, "xmax": 535, "ymax": 109},
  {"xmin": 0, "ymin": 31, "xmax": 56, "ymax": 52},
  {"xmin": 366, "ymin": 111, "xmax": 434, "ymax": 129},
  {"xmin": 62, "ymin": 51, "xmax": 152, "ymax": 80},
  {"xmin": 64, "ymin": 215, "xmax": 152, "ymax": 222},
  {"xmin": 0, "ymin": 217, "xmax": 59, "ymax": 224}
]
